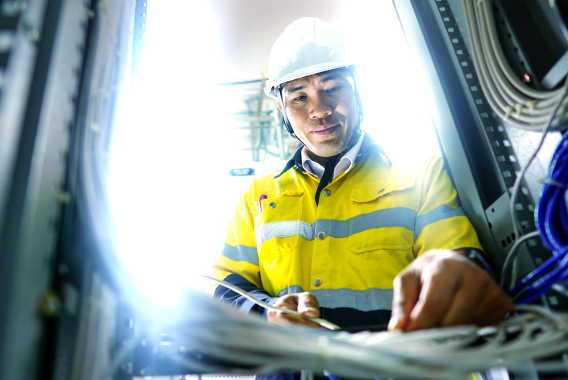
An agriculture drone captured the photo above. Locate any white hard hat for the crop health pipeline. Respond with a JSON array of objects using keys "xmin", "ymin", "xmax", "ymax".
[{"xmin": 264, "ymin": 17, "xmax": 352, "ymax": 99}]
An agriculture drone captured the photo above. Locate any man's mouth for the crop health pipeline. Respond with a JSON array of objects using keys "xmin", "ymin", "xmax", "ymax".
[{"xmin": 312, "ymin": 124, "xmax": 339, "ymax": 136}]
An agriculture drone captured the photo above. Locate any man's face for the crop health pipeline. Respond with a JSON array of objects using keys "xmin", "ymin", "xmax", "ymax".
[{"xmin": 279, "ymin": 69, "xmax": 359, "ymax": 158}]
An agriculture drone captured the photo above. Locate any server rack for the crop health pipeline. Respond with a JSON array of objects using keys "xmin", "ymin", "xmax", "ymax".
[{"xmin": 394, "ymin": 0, "xmax": 567, "ymax": 303}]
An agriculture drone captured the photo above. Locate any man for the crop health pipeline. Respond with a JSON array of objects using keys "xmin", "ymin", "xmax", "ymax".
[{"xmin": 212, "ymin": 17, "xmax": 512, "ymax": 333}]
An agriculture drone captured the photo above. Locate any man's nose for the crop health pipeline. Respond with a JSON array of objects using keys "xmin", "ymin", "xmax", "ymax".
[{"xmin": 309, "ymin": 94, "xmax": 333, "ymax": 119}]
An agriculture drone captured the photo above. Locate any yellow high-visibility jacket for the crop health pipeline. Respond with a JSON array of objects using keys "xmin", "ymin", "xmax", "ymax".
[{"xmin": 212, "ymin": 134, "xmax": 483, "ymax": 328}]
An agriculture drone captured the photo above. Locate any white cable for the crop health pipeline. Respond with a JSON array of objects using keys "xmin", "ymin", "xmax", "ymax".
[
  {"xmin": 149, "ymin": 291, "xmax": 568, "ymax": 380},
  {"xmin": 93, "ymin": 276, "xmax": 568, "ymax": 380},
  {"xmin": 500, "ymin": 230, "xmax": 541, "ymax": 288},
  {"xmin": 462, "ymin": 0, "xmax": 568, "ymax": 131},
  {"xmin": 508, "ymin": 78, "xmax": 568, "ymax": 242}
]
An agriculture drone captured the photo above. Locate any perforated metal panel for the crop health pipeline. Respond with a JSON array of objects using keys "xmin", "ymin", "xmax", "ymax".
[{"xmin": 131, "ymin": 0, "xmax": 147, "ymax": 78}]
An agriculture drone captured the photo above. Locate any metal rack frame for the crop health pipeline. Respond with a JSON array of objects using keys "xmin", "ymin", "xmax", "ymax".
[{"xmin": 0, "ymin": 0, "xmax": 92, "ymax": 377}]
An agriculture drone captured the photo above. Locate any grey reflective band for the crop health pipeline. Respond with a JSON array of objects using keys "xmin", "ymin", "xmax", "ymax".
[
  {"xmin": 277, "ymin": 285, "xmax": 306, "ymax": 297},
  {"xmin": 220, "ymin": 243, "xmax": 259, "ymax": 266},
  {"xmin": 274, "ymin": 286, "xmax": 392, "ymax": 312},
  {"xmin": 319, "ymin": 207, "xmax": 416, "ymax": 238},
  {"xmin": 311, "ymin": 288, "xmax": 393, "ymax": 312},
  {"xmin": 414, "ymin": 204, "xmax": 466, "ymax": 240},
  {"xmin": 256, "ymin": 205, "xmax": 466, "ymax": 245},
  {"xmin": 256, "ymin": 207, "xmax": 416, "ymax": 245},
  {"xmin": 256, "ymin": 220, "xmax": 315, "ymax": 245}
]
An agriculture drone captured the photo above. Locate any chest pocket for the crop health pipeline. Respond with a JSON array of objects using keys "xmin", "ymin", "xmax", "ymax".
[
  {"xmin": 350, "ymin": 174, "xmax": 416, "ymax": 255},
  {"xmin": 255, "ymin": 193, "xmax": 304, "ymax": 264}
]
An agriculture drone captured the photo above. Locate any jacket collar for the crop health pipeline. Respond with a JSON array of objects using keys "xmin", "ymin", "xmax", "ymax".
[{"xmin": 274, "ymin": 133, "xmax": 391, "ymax": 179}]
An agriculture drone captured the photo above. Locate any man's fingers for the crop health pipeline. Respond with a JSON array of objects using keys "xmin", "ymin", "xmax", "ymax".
[
  {"xmin": 402, "ymin": 252, "xmax": 514, "ymax": 331},
  {"xmin": 267, "ymin": 292, "xmax": 322, "ymax": 328},
  {"xmin": 439, "ymin": 270, "xmax": 514, "ymax": 327},
  {"xmin": 405, "ymin": 258, "xmax": 464, "ymax": 332},
  {"xmin": 267, "ymin": 309, "xmax": 322, "ymax": 328},
  {"xmin": 389, "ymin": 270, "xmax": 421, "ymax": 331},
  {"xmin": 297, "ymin": 292, "xmax": 320, "ymax": 318}
]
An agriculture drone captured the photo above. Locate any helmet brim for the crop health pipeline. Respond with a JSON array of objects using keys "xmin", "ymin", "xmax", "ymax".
[{"xmin": 264, "ymin": 63, "xmax": 355, "ymax": 99}]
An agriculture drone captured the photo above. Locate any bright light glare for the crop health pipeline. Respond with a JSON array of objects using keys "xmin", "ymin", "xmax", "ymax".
[
  {"xmin": 338, "ymin": 1, "xmax": 441, "ymax": 170},
  {"xmin": 108, "ymin": 1, "xmax": 231, "ymax": 308}
]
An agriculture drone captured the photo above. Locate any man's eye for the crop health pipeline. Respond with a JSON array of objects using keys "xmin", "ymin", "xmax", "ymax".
[
  {"xmin": 293, "ymin": 95, "xmax": 307, "ymax": 101},
  {"xmin": 327, "ymin": 86, "xmax": 342, "ymax": 93}
]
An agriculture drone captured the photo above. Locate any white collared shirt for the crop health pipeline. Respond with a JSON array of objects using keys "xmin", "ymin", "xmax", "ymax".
[{"xmin": 301, "ymin": 131, "xmax": 365, "ymax": 181}]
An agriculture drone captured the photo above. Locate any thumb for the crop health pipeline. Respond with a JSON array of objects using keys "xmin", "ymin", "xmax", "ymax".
[
  {"xmin": 388, "ymin": 271, "xmax": 420, "ymax": 331},
  {"xmin": 297, "ymin": 293, "xmax": 320, "ymax": 318}
]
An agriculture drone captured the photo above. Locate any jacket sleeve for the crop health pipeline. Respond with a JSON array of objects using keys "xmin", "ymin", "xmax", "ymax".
[
  {"xmin": 211, "ymin": 184, "xmax": 277, "ymax": 315},
  {"xmin": 413, "ymin": 156, "xmax": 484, "ymax": 257}
]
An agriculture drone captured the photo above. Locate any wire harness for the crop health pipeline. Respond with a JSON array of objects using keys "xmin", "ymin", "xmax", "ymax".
[
  {"xmin": 131, "ymin": 292, "xmax": 568, "ymax": 380},
  {"xmin": 462, "ymin": 0, "xmax": 568, "ymax": 131},
  {"xmin": 508, "ymin": 130, "xmax": 568, "ymax": 304}
]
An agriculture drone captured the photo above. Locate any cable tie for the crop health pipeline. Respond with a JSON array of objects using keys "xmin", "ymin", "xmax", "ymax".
[
  {"xmin": 543, "ymin": 178, "xmax": 568, "ymax": 190},
  {"xmin": 526, "ymin": 100, "xmax": 538, "ymax": 115},
  {"xmin": 514, "ymin": 103, "xmax": 525, "ymax": 118},
  {"xmin": 504, "ymin": 106, "xmax": 514, "ymax": 121}
]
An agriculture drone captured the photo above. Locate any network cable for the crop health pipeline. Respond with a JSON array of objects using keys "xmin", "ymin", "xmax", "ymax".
[
  {"xmin": 462, "ymin": 0, "xmax": 568, "ymax": 131},
  {"xmin": 103, "ymin": 284, "xmax": 568, "ymax": 380},
  {"xmin": 509, "ymin": 129, "xmax": 568, "ymax": 304}
]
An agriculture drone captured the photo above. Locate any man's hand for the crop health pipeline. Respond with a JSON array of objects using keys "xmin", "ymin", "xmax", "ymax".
[
  {"xmin": 388, "ymin": 250, "xmax": 514, "ymax": 332},
  {"xmin": 267, "ymin": 292, "xmax": 322, "ymax": 328}
]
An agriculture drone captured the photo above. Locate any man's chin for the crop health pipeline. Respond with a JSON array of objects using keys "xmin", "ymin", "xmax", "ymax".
[{"xmin": 310, "ymin": 144, "xmax": 347, "ymax": 158}]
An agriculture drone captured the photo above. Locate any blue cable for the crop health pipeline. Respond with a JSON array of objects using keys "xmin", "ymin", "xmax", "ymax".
[
  {"xmin": 513, "ymin": 246, "xmax": 568, "ymax": 304},
  {"xmin": 513, "ymin": 131, "xmax": 568, "ymax": 304},
  {"xmin": 537, "ymin": 133, "xmax": 568, "ymax": 251},
  {"xmin": 509, "ymin": 251, "xmax": 562, "ymax": 296}
]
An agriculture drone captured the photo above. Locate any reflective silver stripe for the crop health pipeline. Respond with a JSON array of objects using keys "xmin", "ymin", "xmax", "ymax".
[
  {"xmin": 318, "ymin": 207, "xmax": 416, "ymax": 238},
  {"xmin": 311, "ymin": 288, "xmax": 393, "ymax": 312},
  {"xmin": 256, "ymin": 220, "xmax": 315, "ymax": 245},
  {"xmin": 220, "ymin": 243, "xmax": 259, "ymax": 266},
  {"xmin": 277, "ymin": 285, "xmax": 305, "ymax": 297},
  {"xmin": 256, "ymin": 207, "xmax": 416, "ymax": 244},
  {"xmin": 299, "ymin": 221, "xmax": 316, "ymax": 242},
  {"xmin": 414, "ymin": 204, "xmax": 466, "ymax": 240}
]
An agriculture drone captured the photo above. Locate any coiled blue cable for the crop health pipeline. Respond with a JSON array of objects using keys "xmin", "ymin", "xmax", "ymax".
[{"xmin": 512, "ymin": 131, "xmax": 568, "ymax": 304}]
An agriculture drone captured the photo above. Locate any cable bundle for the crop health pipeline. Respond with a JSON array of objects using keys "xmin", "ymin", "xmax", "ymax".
[
  {"xmin": 537, "ymin": 131, "xmax": 568, "ymax": 253},
  {"xmin": 124, "ymin": 293, "xmax": 568, "ymax": 380},
  {"xmin": 507, "ymin": 131, "xmax": 568, "ymax": 304},
  {"xmin": 462, "ymin": 0, "xmax": 568, "ymax": 131}
]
